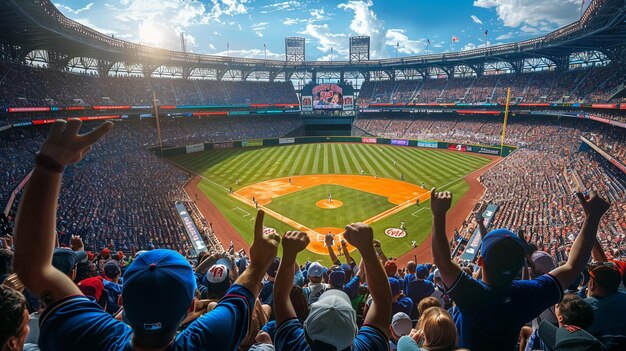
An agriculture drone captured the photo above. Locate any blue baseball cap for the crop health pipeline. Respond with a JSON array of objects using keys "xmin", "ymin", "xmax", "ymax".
[
  {"xmin": 415, "ymin": 264, "xmax": 429, "ymax": 280},
  {"xmin": 389, "ymin": 277, "xmax": 402, "ymax": 296},
  {"xmin": 122, "ymin": 249, "xmax": 196, "ymax": 333},
  {"xmin": 329, "ymin": 270, "xmax": 346, "ymax": 287},
  {"xmin": 480, "ymin": 229, "xmax": 526, "ymax": 280}
]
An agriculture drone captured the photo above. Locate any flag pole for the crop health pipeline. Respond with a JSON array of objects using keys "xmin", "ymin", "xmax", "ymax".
[
  {"xmin": 152, "ymin": 90, "xmax": 163, "ymax": 158},
  {"xmin": 500, "ymin": 87, "xmax": 511, "ymax": 156}
]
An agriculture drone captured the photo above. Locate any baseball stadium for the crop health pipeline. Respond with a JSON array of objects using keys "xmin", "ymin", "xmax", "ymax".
[{"xmin": 0, "ymin": 0, "xmax": 625, "ymax": 350}]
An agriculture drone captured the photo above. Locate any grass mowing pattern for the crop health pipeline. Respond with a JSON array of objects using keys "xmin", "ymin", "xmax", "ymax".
[
  {"xmin": 266, "ymin": 184, "xmax": 396, "ymax": 228},
  {"xmin": 171, "ymin": 143, "xmax": 491, "ymax": 263}
]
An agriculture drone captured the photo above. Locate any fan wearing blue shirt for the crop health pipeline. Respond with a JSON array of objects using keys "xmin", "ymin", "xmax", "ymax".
[
  {"xmin": 429, "ymin": 188, "xmax": 611, "ymax": 351},
  {"xmin": 273, "ymin": 224, "xmax": 392, "ymax": 351},
  {"xmin": 12, "ymin": 119, "xmax": 282, "ymax": 351}
]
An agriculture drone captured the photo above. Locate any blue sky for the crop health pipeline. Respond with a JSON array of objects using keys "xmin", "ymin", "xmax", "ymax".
[{"xmin": 54, "ymin": 0, "xmax": 588, "ymax": 61}]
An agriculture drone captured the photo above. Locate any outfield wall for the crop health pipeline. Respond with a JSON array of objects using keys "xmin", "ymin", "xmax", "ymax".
[{"xmin": 153, "ymin": 136, "xmax": 517, "ymax": 158}]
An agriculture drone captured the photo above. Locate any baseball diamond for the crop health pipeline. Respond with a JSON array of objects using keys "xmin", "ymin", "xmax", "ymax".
[{"xmin": 171, "ymin": 143, "xmax": 494, "ymax": 263}]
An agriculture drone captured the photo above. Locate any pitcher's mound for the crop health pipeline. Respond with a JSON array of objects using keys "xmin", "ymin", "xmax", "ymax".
[{"xmin": 316, "ymin": 199, "xmax": 343, "ymax": 209}]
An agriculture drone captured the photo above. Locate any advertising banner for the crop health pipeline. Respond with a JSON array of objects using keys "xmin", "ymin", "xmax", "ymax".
[
  {"xmin": 279, "ymin": 137, "xmax": 295, "ymax": 144},
  {"xmin": 185, "ymin": 143, "xmax": 204, "ymax": 154},
  {"xmin": 214, "ymin": 142, "xmax": 234, "ymax": 149},
  {"xmin": 242, "ymin": 139, "xmax": 263, "ymax": 147},
  {"xmin": 8, "ymin": 107, "xmax": 51, "ymax": 113},
  {"xmin": 391, "ymin": 139, "xmax": 409, "ymax": 146},
  {"xmin": 343, "ymin": 96, "xmax": 354, "ymax": 111},
  {"xmin": 448, "ymin": 144, "xmax": 467, "ymax": 152},
  {"xmin": 175, "ymin": 203, "xmax": 207, "ymax": 253},
  {"xmin": 417, "ymin": 141, "xmax": 438, "ymax": 148},
  {"xmin": 301, "ymin": 96, "xmax": 313, "ymax": 112},
  {"xmin": 362, "ymin": 137, "xmax": 378, "ymax": 144},
  {"xmin": 478, "ymin": 147, "xmax": 500, "ymax": 155}
]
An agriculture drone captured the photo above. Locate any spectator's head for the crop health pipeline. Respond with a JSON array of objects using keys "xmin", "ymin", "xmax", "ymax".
[
  {"xmin": 329, "ymin": 268, "xmax": 346, "ymax": 288},
  {"xmin": 385, "ymin": 260, "xmax": 398, "ymax": 277},
  {"xmin": 0, "ymin": 285, "xmax": 29, "ymax": 351},
  {"xmin": 539, "ymin": 294, "xmax": 603, "ymax": 351},
  {"xmin": 406, "ymin": 261, "xmax": 416, "ymax": 274},
  {"xmin": 121, "ymin": 249, "xmax": 196, "ymax": 349},
  {"xmin": 340, "ymin": 264, "xmax": 353, "ymax": 281},
  {"xmin": 0, "ymin": 249, "xmax": 13, "ymax": 276},
  {"xmin": 478, "ymin": 229, "xmax": 525, "ymax": 285},
  {"xmin": 415, "ymin": 264, "xmax": 429, "ymax": 280},
  {"xmin": 202, "ymin": 258, "xmax": 233, "ymax": 299},
  {"xmin": 391, "ymin": 312, "xmax": 412, "ymax": 340},
  {"xmin": 389, "ymin": 277, "xmax": 402, "ymax": 297},
  {"xmin": 530, "ymin": 251, "xmax": 556, "ymax": 278},
  {"xmin": 303, "ymin": 290, "xmax": 357, "ymax": 351},
  {"xmin": 101, "ymin": 248, "xmax": 110, "ymax": 259},
  {"xmin": 415, "ymin": 307, "xmax": 457, "ymax": 350},
  {"xmin": 433, "ymin": 269, "xmax": 443, "ymax": 289},
  {"xmin": 418, "ymin": 296, "xmax": 441, "ymax": 315},
  {"xmin": 52, "ymin": 248, "xmax": 87, "ymax": 280},
  {"xmin": 103, "ymin": 261, "xmax": 121, "ymax": 281},
  {"xmin": 78, "ymin": 276, "xmax": 108, "ymax": 310},
  {"xmin": 307, "ymin": 262, "xmax": 324, "ymax": 283},
  {"xmin": 587, "ymin": 263, "xmax": 621, "ymax": 297},
  {"xmin": 554, "ymin": 294, "xmax": 594, "ymax": 329}
]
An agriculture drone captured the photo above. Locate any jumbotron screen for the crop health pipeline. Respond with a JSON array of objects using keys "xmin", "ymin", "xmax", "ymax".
[{"xmin": 301, "ymin": 83, "xmax": 354, "ymax": 112}]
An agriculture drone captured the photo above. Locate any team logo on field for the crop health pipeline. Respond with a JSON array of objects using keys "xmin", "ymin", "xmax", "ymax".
[
  {"xmin": 385, "ymin": 228, "xmax": 406, "ymax": 238},
  {"xmin": 263, "ymin": 227, "xmax": 277, "ymax": 235}
]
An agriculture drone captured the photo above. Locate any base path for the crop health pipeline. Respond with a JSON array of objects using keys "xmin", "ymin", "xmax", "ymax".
[
  {"xmin": 184, "ymin": 177, "xmax": 250, "ymax": 251},
  {"xmin": 395, "ymin": 154, "xmax": 502, "ymax": 266}
]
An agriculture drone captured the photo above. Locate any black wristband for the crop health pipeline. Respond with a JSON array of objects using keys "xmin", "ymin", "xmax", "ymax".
[{"xmin": 35, "ymin": 152, "xmax": 65, "ymax": 173}]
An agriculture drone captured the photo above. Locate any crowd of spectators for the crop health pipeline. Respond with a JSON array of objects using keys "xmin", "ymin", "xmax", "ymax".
[
  {"xmin": 1, "ymin": 116, "xmax": 623, "ymax": 351},
  {"xmin": 357, "ymin": 63, "xmax": 626, "ymax": 105},
  {"xmin": 0, "ymin": 62, "xmax": 299, "ymax": 108}
]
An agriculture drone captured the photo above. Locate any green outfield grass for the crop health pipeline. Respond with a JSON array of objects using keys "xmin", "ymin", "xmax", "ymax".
[
  {"xmin": 170, "ymin": 143, "xmax": 491, "ymax": 264},
  {"xmin": 266, "ymin": 184, "xmax": 396, "ymax": 228}
]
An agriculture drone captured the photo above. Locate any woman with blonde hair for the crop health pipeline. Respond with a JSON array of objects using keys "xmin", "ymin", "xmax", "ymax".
[{"xmin": 398, "ymin": 307, "xmax": 465, "ymax": 351}]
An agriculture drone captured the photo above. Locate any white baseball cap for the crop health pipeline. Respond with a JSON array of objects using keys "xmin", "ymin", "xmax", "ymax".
[
  {"xmin": 307, "ymin": 262, "xmax": 324, "ymax": 278},
  {"xmin": 304, "ymin": 289, "xmax": 357, "ymax": 350}
]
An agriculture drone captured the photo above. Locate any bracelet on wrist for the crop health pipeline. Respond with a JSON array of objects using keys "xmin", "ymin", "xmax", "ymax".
[{"xmin": 35, "ymin": 152, "xmax": 65, "ymax": 173}]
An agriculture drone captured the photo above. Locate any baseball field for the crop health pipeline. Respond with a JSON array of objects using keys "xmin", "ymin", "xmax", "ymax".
[{"xmin": 170, "ymin": 143, "xmax": 493, "ymax": 264}]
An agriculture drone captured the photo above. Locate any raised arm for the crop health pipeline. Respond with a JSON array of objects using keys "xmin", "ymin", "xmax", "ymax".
[
  {"xmin": 325, "ymin": 234, "xmax": 340, "ymax": 265},
  {"xmin": 344, "ymin": 223, "xmax": 391, "ymax": 336},
  {"xmin": 474, "ymin": 211, "xmax": 488, "ymax": 238},
  {"xmin": 13, "ymin": 119, "xmax": 113, "ymax": 304},
  {"xmin": 373, "ymin": 240, "xmax": 388, "ymax": 264},
  {"xmin": 341, "ymin": 240, "xmax": 354, "ymax": 264},
  {"xmin": 591, "ymin": 236, "xmax": 608, "ymax": 263},
  {"xmin": 234, "ymin": 211, "xmax": 280, "ymax": 297},
  {"xmin": 550, "ymin": 191, "xmax": 610, "ymax": 289},
  {"xmin": 430, "ymin": 189, "xmax": 462, "ymax": 289},
  {"xmin": 274, "ymin": 231, "xmax": 310, "ymax": 325}
]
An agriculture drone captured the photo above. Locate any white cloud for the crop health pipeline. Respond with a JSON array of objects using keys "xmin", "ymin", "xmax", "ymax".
[
  {"xmin": 262, "ymin": 1, "xmax": 298, "ymax": 12},
  {"xmin": 212, "ymin": 48, "xmax": 282, "ymax": 59},
  {"xmin": 473, "ymin": 0, "xmax": 579, "ymax": 32},
  {"xmin": 251, "ymin": 22, "xmax": 269, "ymax": 37},
  {"xmin": 384, "ymin": 29, "xmax": 426, "ymax": 55},
  {"xmin": 337, "ymin": 0, "xmax": 386, "ymax": 57},
  {"xmin": 462, "ymin": 42, "xmax": 487, "ymax": 51},
  {"xmin": 55, "ymin": 2, "xmax": 94, "ymax": 15},
  {"xmin": 496, "ymin": 32, "xmax": 514, "ymax": 40},
  {"xmin": 470, "ymin": 15, "xmax": 483, "ymax": 25},
  {"xmin": 208, "ymin": 44, "xmax": 216, "ymax": 50},
  {"xmin": 203, "ymin": 0, "xmax": 249, "ymax": 23},
  {"xmin": 283, "ymin": 18, "xmax": 300, "ymax": 26},
  {"xmin": 298, "ymin": 23, "xmax": 348, "ymax": 58},
  {"xmin": 310, "ymin": 9, "xmax": 326, "ymax": 21}
]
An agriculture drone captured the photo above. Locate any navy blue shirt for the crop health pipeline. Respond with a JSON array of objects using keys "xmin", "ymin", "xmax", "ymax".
[
  {"xmin": 446, "ymin": 273, "xmax": 563, "ymax": 351},
  {"xmin": 275, "ymin": 318, "xmax": 388, "ymax": 351},
  {"xmin": 584, "ymin": 291, "xmax": 626, "ymax": 337},
  {"xmin": 39, "ymin": 284, "xmax": 254, "ymax": 351}
]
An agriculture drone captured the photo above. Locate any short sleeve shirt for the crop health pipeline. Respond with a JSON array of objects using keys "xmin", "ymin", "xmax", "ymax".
[
  {"xmin": 39, "ymin": 284, "xmax": 255, "ymax": 351},
  {"xmin": 275, "ymin": 318, "xmax": 388, "ymax": 351},
  {"xmin": 446, "ymin": 273, "xmax": 563, "ymax": 351}
]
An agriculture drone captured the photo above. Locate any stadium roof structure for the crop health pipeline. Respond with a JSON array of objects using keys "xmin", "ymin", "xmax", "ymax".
[{"xmin": 1, "ymin": 0, "xmax": 626, "ymax": 81}]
